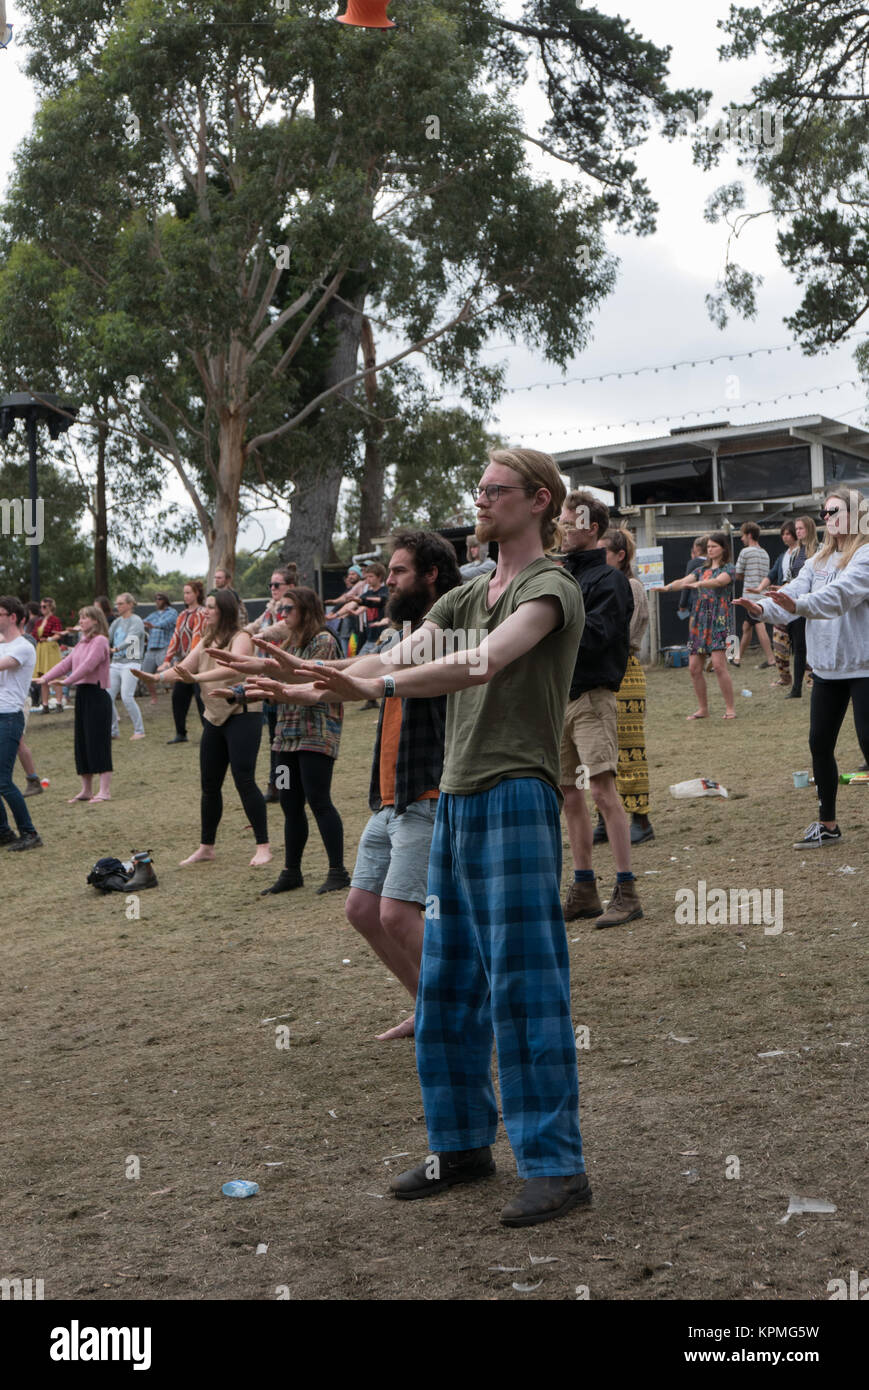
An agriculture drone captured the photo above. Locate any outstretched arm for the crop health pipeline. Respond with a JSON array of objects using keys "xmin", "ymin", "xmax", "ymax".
[{"xmin": 301, "ymin": 599, "xmax": 563, "ymax": 702}]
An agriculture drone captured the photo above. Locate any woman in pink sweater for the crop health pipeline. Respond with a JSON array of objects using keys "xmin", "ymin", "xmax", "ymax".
[{"xmin": 38, "ymin": 606, "xmax": 114, "ymax": 803}]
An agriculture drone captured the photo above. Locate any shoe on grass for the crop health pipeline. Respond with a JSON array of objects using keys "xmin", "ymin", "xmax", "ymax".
[
  {"xmin": 23, "ymin": 778, "xmax": 43, "ymax": 797},
  {"xmin": 595, "ymin": 879, "xmax": 643, "ymax": 928},
  {"xmin": 261, "ymin": 868, "xmax": 304, "ymax": 896},
  {"xmin": 316, "ymin": 866, "xmax": 351, "ymax": 894},
  {"xmin": 629, "ymin": 820, "xmax": 655, "ymax": 845},
  {"xmin": 500, "ymin": 1173, "xmax": 592, "ymax": 1227},
  {"xmin": 390, "ymin": 1146, "xmax": 495, "ymax": 1200},
  {"xmin": 7, "ymin": 831, "xmax": 43, "ymax": 851},
  {"xmin": 793, "ymin": 821, "xmax": 841, "ymax": 849},
  {"xmin": 563, "ymin": 877, "xmax": 603, "ymax": 921},
  {"xmin": 0, "ymin": 827, "xmax": 18, "ymax": 845}
]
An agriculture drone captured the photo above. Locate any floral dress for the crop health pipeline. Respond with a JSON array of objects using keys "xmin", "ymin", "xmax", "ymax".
[{"xmin": 688, "ymin": 563, "xmax": 735, "ymax": 654}]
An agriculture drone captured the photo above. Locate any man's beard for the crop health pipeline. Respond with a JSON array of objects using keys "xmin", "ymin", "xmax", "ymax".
[{"xmin": 387, "ymin": 580, "xmax": 431, "ymax": 627}]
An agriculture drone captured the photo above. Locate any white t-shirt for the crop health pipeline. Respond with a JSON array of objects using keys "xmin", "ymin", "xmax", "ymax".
[{"xmin": 0, "ymin": 634, "xmax": 37, "ymax": 714}]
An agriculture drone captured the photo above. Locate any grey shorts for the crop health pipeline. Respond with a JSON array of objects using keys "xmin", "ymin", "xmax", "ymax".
[{"xmin": 351, "ymin": 799, "xmax": 439, "ymax": 905}]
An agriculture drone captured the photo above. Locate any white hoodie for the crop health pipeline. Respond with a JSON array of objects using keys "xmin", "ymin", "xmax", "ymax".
[{"xmin": 756, "ymin": 545, "xmax": 869, "ymax": 680}]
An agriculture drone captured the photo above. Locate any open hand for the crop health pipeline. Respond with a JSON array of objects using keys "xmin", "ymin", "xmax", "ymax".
[
  {"xmin": 765, "ymin": 588, "xmax": 796, "ymax": 614},
  {"xmin": 250, "ymin": 638, "xmax": 311, "ymax": 681},
  {"xmin": 295, "ymin": 663, "xmax": 381, "ymax": 703},
  {"xmin": 203, "ymin": 648, "xmax": 265, "ymax": 674}
]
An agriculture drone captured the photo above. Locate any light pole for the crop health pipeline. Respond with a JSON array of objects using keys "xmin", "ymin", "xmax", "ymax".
[{"xmin": 0, "ymin": 392, "xmax": 79, "ymax": 601}]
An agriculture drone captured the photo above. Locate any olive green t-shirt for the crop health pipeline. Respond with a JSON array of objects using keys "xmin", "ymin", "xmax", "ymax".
[{"xmin": 426, "ymin": 557, "xmax": 585, "ymax": 799}]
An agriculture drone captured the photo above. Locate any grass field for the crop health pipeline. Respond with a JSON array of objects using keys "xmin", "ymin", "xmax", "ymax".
[{"xmin": 2, "ymin": 661, "xmax": 867, "ymax": 1302}]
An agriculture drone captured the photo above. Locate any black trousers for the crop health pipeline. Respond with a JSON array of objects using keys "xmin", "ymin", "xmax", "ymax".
[
  {"xmin": 275, "ymin": 750, "xmax": 344, "ymax": 873},
  {"xmin": 790, "ymin": 618, "xmax": 808, "ymax": 695},
  {"xmin": 173, "ymin": 679, "xmax": 204, "ymax": 737},
  {"xmin": 73, "ymin": 684, "xmax": 113, "ymax": 775},
  {"xmin": 809, "ymin": 675, "xmax": 869, "ymax": 821},
  {"xmin": 200, "ymin": 713, "xmax": 268, "ymax": 845}
]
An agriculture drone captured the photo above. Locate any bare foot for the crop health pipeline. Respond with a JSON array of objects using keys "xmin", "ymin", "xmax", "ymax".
[
  {"xmin": 67, "ymin": 792, "xmax": 91, "ymax": 803},
  {"xmin": 376, "ymin": 1016, "xmax": 415, "ymax": 1041},
  {"xmin": 130, "ymin": 732, "xmax": 146, "ymax": 740},
  {"xmin": 180, "ymin": 847, "xmax": 216, "ymax": 866},
  {"xmin": 88, "ymin": 793, "xmax": 111, "ymax": 803},
  {"xmin": 250, "ymin": 846, "xmax": 272, "ymax": 867},
  {"xmin": 686, "ymin": 711, "xmax": 708, "ymax": 720}
]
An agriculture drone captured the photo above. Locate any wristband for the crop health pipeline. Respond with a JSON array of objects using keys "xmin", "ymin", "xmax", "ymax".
[{"xmin": 382, "ymin": 675, "xmax": 396, "ymax": 698}]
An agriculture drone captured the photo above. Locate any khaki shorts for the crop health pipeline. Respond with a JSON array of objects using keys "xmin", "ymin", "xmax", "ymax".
[{"xmin": 559, "ymin": 688, "xmax": 618, "ymax": 783}]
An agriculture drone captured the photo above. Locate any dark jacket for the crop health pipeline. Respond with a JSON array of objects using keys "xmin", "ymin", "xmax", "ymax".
[{"xmin": 562, "ymin": 548, "xmax": 634, "ymax": 698}]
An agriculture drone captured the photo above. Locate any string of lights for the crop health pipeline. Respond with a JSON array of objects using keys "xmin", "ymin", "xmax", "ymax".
[
  {"xmin": 437, "ymin": 330, "xmax": 866, "ymax": 402},
  {"xmin": 505, "ymin": 379, "xmax": 866, "ymax": 442}
]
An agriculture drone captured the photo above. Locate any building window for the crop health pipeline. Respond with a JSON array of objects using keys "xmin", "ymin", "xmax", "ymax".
[
  {"xmin": 719, "ymin": 446, "xmax": 810, "ymax": 500},
  {"xmin": 824, "ymin": 447, "xmax": 869, "ymax": 486}
]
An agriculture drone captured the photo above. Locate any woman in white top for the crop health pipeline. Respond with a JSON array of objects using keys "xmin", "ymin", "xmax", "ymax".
[
  {"xmin": 596, "ymin": 529, "xmax": 654, "ymax": 846},
  {"xmin": 738, "ymin": 488, "xmax": 869, "ymax": 849}
]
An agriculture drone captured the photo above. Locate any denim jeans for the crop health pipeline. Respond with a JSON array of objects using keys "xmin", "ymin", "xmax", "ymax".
[
  {"xmin": 0, "ymin": 711, "xmax": 36, "ymax": 836},
  {"xmin": 109, "ymin": 663, "xmax": 145, "ymax": 735}
]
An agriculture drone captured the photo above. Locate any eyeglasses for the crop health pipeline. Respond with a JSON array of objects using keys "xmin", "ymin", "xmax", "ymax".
[
  {"xmin": 269, "ymin": 581, "xmax": 286, "ymax": 588},
  {"xmin": 475, "ymin": 483, "xmax": 532, "ymax": 502},
  {"xmin": 819, "ymin": 508, "xmax": 842, "ymax": 520}
]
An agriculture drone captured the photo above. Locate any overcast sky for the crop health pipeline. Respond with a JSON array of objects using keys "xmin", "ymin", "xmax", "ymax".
[{"xmin": 1, "ymin": 1, "xmax": 865, "ymax": 573}]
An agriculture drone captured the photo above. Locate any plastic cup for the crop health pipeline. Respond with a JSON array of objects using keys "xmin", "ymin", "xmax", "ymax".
[{"xmin": 793, "ymin": 770, "xmax": 809, "ymax": 788}]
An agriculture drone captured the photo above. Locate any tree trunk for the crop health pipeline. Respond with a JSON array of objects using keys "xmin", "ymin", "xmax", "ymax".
[
  {"xmin": 356, "ymin": 316, "xmax": 385, "ymax": 550},
  {"xmin": 280, "ymin": 294, "xmax": 365, "ymax": 590},
  {"xmin": 93, "ymin": 408, "xmax": 108, "ymax": 596},
  {"xmin": 209, "ymin": 409, "xmax": 247, "ymax": 587}
]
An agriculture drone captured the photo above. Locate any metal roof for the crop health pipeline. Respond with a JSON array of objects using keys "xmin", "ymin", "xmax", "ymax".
[{"xmin": 553, "ymin": 414, "xmax": 869, "ymax": 480}]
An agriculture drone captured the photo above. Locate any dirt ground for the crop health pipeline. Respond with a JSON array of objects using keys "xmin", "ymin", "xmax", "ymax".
[{"xmin": 2, "ymin": 661, "xmax": 867, "ymax": 1302}]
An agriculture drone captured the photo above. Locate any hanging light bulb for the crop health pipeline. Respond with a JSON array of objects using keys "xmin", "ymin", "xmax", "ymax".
[{"xmin": 336, "ymin": 1, "xmax": 396, "ymax": 27}]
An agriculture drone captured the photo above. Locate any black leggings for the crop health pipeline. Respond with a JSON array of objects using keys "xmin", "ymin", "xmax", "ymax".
[
  {"xmin": 267, "ymin": 706, "xmax": 278, "ymax": 786},
  {"xmin": 200, "ymin": 713, "xmax": 268, "ymax": 845},
  {"xmin": 809, "ymin": 675, "xmax": 869, "ymax": 821},
  {"xmin": 791, "ymin": 618, "xmax": 808, "ymax": 695},
  {"xmin": 275, "ymin": 751, "xmax": 344, "ymax": 873},
  {"xmin": 173, "ymin": 679, "xmax": 204, "ymax": 736}
]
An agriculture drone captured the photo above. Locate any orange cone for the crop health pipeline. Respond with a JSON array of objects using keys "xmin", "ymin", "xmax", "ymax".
[{"xmin": 337, "ymin": 1, "xmax": 396, "ymax": 28}]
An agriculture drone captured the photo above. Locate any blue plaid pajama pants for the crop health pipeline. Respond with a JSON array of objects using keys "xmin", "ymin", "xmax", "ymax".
[{"xmin": 414, "ymin": 777, "xmax": 585, "ymax": 1178}]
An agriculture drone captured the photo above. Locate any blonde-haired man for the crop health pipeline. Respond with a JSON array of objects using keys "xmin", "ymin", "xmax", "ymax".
[{"xmin": 295, "ymin": 448, "xmax": 592, "ymax": 1227}]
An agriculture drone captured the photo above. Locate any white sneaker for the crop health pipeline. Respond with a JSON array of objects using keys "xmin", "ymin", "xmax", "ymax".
[{"xmin": 47, "ymin": 699, "xmax": 60, "ymax": 711}]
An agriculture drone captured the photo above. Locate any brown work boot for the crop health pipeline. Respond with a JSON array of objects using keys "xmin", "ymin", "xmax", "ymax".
[
  {"xmin": 595, "ymin": 878, "xmax": 643, "ymax": 929},
  {"xmin": 563, "ymin": 877, "xmax": 603, "ymax": 921}
]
